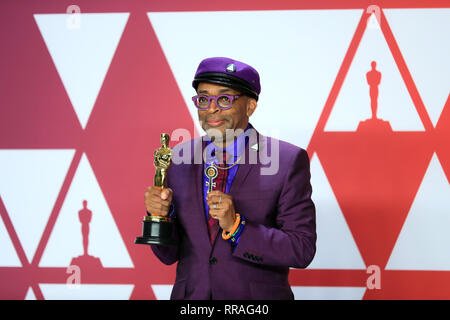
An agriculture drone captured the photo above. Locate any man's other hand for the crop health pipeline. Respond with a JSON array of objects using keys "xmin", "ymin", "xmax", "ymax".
[{"xmin": 145, "ymin": 186, "xmax": 173, "ymax": 216}]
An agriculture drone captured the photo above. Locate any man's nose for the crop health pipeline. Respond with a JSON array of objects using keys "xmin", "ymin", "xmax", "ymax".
[{"xmin": 207, "ymin": 99, "xmax": 220, "ymax": 113}]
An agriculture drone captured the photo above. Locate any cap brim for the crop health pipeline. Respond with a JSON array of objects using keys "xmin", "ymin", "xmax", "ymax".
[{"xmin": 193, "ymin": 73, "xmax": 258, "ymax": 101}]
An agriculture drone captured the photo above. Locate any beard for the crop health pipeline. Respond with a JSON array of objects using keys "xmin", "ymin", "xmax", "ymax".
[
  {"xmin": 200, "ymin": 118, "xmax": 230, "ymax": 145},
  {"xmin": 201, "ymin": 119, "xmax": 246, "ymax": 148}
]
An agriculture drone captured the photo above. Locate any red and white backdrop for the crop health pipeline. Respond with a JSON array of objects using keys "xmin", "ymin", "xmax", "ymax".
[{"xmin": 0, "ymin": 0, "xmax": 449, "ymax": 300}]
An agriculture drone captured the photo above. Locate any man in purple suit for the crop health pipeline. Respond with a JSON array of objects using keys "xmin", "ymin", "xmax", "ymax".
[{"xmin": 145, "ymin": 57, "xmax": 316, "ymax": 300}]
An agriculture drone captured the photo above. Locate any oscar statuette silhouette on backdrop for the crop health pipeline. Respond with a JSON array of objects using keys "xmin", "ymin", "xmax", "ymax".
[
  {"xmin": 135, "ymin": 133, "xmax": 177, "ymax": 246},
  {"xmin": 70, "ymin": 200, "xmax": 103, "ymax": 271},
  {"xmin": 358, "ymin": 61, "xmax": 392, "ymax": 132}
]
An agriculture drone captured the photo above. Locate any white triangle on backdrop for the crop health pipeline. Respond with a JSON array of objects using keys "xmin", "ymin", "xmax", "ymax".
[
  {"xmin": 152, "ymin": 284, "xmax": 367, "ymax": 300},
  {"xmin": 0, "ymin": 214, "xmax": 21, "ymax": 267},
  {"xmin": 324, "ymin": 10, "xmax": 424, "ymax": 132},
  {"xmin": 308, "ymin": 154, "xmax": 366, "ymax": 269},
  {"xmin": 366, "ymin": 12, "xmax": 381, "ymax": 31},
  {"xmin": 25, "ymin": 287, "xmax": 36, "ymax": 300},
  {"xmin": 385, "ymin": 9, "xmax": 450, "ymax": 127},
  {"xmin": 0, "ymin": 149, "xmax": 75, "ymax": 263},
  {"xmin": 148, "ymin": 9, "xmax": 362, "ymax": 148},
  {"xmin": 34, "ymin": 13, "xmax": 129, "ymax": 129},
  {"xmin": 151, "ymin": 284, "xmax": 173, "ymax": 300},
  {"xmin": 291, "ymin": 286, "xmax": 366, "ymax": 300},
  {"xmin": 39, "ymin": 284, "xmax": 134, "ymax": 300},
  {"xmin": 386, "ymin": 153, "xmax": 450, "ymax": 270},
  {"xmin": 39, "ymin": 153, "xmax": 133, "ymax": 268}
]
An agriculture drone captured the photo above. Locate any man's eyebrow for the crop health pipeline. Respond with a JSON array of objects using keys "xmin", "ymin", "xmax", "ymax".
[
  {"xmin": 198, "ymin": 88, "xmax": 235, "ymax": 95},
  {"xmin": 218, "ymin": 88, "xmax": 234, "ymax": 93}
]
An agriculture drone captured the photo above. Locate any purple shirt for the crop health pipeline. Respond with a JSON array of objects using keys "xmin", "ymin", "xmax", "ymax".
[{"xmin": 202, "ymin": 124, "xmax": 251, "ymax": 221}]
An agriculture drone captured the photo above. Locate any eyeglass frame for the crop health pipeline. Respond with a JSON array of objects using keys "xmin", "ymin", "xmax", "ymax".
[{"xmin": 192, "ymin": 94, "xmax": 242, "ymax": 110}]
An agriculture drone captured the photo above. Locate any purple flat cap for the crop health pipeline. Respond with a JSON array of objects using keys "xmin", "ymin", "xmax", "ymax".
[{"xmin": 192, "ymin": 57, "xmax": 260, "ymax": 101}]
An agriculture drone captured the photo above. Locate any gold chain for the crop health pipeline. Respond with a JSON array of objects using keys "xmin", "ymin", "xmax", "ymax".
[{"xmin": 212, "ymin": 155, "xmax": 242, "ymax": 170}]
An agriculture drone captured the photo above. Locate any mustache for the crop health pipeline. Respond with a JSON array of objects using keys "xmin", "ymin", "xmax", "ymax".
[{"xmin": 205, "ymin": 117, "xmax": 227, "ymax": 121}]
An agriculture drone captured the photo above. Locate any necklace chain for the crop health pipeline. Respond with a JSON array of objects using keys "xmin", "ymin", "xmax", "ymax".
[{"xmin": 212, "ymin": 155, "xmax": 242, "ymax": 170}]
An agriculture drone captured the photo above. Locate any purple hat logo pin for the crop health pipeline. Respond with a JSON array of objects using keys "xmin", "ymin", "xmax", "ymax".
[{"xmin": 226, "ymin": 63, "xmax": 236, "ymax": 72}]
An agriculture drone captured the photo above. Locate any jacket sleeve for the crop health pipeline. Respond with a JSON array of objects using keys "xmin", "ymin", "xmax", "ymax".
[
  {"xmin": 150, "ymin": 171, "xmax": 180, "ymax": 265},
  {"xmin": 150, "ymin": 223, "xmax": 180, "ymax": 265},
  {"xmin": 232, "ymin": 148, "xmax": 316, "ymax": 268}
]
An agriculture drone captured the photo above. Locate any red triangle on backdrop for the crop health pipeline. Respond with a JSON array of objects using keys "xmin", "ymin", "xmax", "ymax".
[
  {"xmin": 298, "ymin": 8, "xmax": 439, "ymax": 299},
  {"xmin": 315, "ymin": 131, "xmax": 432, "ymax": 267}
]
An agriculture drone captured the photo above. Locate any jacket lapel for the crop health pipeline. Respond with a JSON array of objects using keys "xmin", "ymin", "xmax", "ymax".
[
  {"xmin": 230, "ymin": 127, "xmax": 262, "ymax": 193},
  {"xmin": 191, "ymin": 137, "xmax": 212, "ymax": 249}
]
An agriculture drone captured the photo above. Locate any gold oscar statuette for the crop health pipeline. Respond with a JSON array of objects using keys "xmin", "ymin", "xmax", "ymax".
[{"xmin": 135, "ymin": 133, "xmax": 177, "ymax": 246}]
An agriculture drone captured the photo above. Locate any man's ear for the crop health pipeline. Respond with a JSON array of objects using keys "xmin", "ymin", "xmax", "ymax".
[{"xmin": 246, "ymin": 98, "xmax": 257, "ymax": 117}]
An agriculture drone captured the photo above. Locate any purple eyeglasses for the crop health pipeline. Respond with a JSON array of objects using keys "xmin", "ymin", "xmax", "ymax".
[{"xmin": 192, "ymin": 95, "xmax": 242, "ymax": 110}]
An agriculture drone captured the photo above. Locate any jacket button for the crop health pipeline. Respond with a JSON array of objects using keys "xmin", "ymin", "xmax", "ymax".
[{"xmin": 209, "ymin": 257, "xmax": 218, "ymax": 264}]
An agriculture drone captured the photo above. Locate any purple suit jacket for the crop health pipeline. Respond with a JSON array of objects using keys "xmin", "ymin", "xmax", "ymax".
[{"xmin": 151, "ymin": 127, "xmax": 316, "ymax": 300}]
